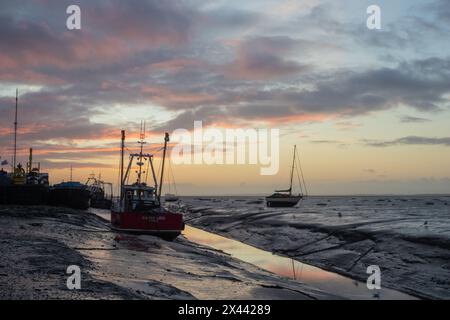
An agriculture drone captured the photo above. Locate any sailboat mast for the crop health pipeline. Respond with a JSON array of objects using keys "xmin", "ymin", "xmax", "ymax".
[
  {"xmin": 289, "ymin": 145, "xmax": 296, "ymax": 195},
  {"xmin": 13, "ymin": 89, "xmax": 18, "ymax": 170},
  {"xmin": 158, "ymin": 132, "xmax": 170, "ymax": 202}
]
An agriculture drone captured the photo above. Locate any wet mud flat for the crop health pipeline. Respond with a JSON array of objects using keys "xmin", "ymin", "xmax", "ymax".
[
  {"xmin": 181, "ymin": 196, "xmax": 450, "ymax": 299},
  {"xmin": 0, "ymin": 206, "xmax": 338, "ymax": 300}
]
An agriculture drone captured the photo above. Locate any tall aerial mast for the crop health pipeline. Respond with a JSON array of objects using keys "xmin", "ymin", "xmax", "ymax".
[{"xmin": 13, "ymin": 89, "xmax": 18, "ymax": 170}]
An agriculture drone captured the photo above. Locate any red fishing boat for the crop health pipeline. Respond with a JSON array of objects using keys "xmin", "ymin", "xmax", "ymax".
[{"xmin": 111, "ymin": 126, "xmax": 184, "ymax": 241}]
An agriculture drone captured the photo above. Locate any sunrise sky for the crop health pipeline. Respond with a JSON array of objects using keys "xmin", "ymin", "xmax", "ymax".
[{"xmin": 1, "ymin": 0, "xmax": 450, "ymax": 195}]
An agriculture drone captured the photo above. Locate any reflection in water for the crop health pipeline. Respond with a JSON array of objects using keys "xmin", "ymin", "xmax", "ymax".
[
  {"xmin": 291, "ymin": 259, "xmax": 304, "ymax": 281},
  {"xmin": 89, "ymin": 209, "xmax": 416, "ymax": 300},
  {"xmin": 183, "ymin": 226, "xmax": 416, "ymax": 300}
]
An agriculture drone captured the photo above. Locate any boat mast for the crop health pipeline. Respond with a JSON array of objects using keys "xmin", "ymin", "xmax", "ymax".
[
  {"xmin": 137, "ymin": 121, "xmax": 146, "ymax": 184},
  {"xmin": 120, "ymin": 130, "xmax": 125, "ymax": 202},
  {"xmin": 150, "ymin": 156, "xmax": 158, "ymax": 194},
  {"xmin": 13, "ymin": 89, "xmax": 18, "ymax": 170},
  {"xmin": 289, "ymin": 145, "xmax": 296, "ymax": 196},
  {"xmin": 158, "ymin": 132, "xmax": 170, "ymax": 202}
]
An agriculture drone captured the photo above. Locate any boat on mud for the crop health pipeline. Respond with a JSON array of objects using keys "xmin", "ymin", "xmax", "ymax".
[
  {"xmin": 85, "ymin": 174, "xmax": 113, "ymax": 209},
  {"xmin": 0, "ymin": 169, "xmax": 49, "ymax": 205},
  {"xmin": 48, "ymin": 181, "xmax": 91, "ymax": 210},
  {"xmin": 111, "ymin": 126, "xmax": 184, "ymax": 241},
  {"xmin": 0, "ymin": 91, "xmax": 50, "ymax": 206},
  {"xmin": 266, "ymin": 145, "xmax": 308, "ymax": 207}
]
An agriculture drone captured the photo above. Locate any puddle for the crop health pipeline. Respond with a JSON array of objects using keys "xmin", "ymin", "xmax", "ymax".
[
  {"xmin": 182, "ymin": 226, "xmax": 417, "ymax": 300},
  {"xmin": 90, "ymin": 209, "xmax": 417, "ymax": 300}
]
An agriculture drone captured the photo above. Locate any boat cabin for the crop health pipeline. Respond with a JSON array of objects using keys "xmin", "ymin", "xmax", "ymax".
[{"xmin": 117, "ymin": 183, "xmax": 159, "ymax": 213}]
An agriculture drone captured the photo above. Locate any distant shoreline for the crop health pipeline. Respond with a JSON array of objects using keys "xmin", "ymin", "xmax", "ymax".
[{"xmin": 176, "ymin": 193, "xmax": 450, "ymax": 197}]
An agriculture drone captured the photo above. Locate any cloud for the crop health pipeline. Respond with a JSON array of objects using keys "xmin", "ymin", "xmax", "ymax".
[
  {"xmin": 310, "ymin": 140, "xmax": 341, "ymax": 144},
  {"xmin": 144, "ymin": 55, "xmax": 450, "ymax": 131},
  {"xmin": 41, "ymin": 161, "xmax": 113, "ymax": 170},
  {"xmin": 222, "ymin": 36, "xmax": 311, "ymax": 80},
  {"xmin": 1, "ymin": 0, "xmax": 450, "ymax": 172},
  {"xmin": 0, "ymin": 0, "xmax": 198, "ymax": 85},
  {"xmin": 400, "ymin": 116, "xmax": 431, "ymax": 123},
  {"xmin": 364, "ymin": 136, "xmax": 450, "ymax": 148},
  {"xmin": 428, "ymin": 0, "xmax": 450, "ymax": 23}
]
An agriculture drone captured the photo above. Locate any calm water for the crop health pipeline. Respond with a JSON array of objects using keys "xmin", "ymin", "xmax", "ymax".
[
  {"xmin": 183, "ymin": 225, "xmax": 416, "ymax": 300},
  {"xmin": 179, "ymin": 195, "xmax": 450, "ymax": 299},
  {"xmin": 90, "ymin": 208, "xmax": 417, "ymax": 299}
]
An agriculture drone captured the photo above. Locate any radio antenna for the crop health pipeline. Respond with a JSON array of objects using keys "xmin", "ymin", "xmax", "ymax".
[{"xmin": 13, "ymin": 89, "xmax": 18, "ymax": 170}]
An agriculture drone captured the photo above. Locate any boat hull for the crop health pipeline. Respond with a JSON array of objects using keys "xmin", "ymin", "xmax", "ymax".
[
  {"xmin": 111, "ymin": 211, "xmax": 184, "ymax": 241},
  {"xmin": 91, "ymin": 198, "xmax": 112, "ymax": 209},
  {"xmin": 0, "ymin": 185, "xmax": 49, "ymax": 205},
  {"xmin": 48, "ymin": 188, "xmax": 91, "ymax": 210},
  {"xmin": 266, "ymin": 196, "xmax": 302, "ymax": 207}
]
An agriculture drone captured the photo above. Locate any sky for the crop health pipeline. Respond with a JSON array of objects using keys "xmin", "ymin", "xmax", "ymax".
[{"xmin": 0, "ymin": 0, "xmax": 450, "ymax": 195}]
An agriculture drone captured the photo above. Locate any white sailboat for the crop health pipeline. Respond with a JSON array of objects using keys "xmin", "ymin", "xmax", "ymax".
[{"xmin": 266, "ymin": 145, "xmax": 307, "ymax": 207}]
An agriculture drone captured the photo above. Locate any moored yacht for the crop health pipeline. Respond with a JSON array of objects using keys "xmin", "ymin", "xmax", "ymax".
[{"xmin": 266, "ymin": 145, "xmax": 307, "ymax": 208}]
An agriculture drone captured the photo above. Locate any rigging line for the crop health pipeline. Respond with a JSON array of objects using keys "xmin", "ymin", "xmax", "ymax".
[
  {"xmin": 295, "ymin": 164, "xmax": 304, "ymax": 195},
  {"xmin": 296, "ymin": 160, "xmax": 306, "ymax": 196},
  {"xmin": 296, "ymin": 146, "xmax": 308, "ymax": 196},
  {"xmin": 298, "ymin": 262, "xmax": 304, "ymax": 281},
  {"xmin": 163, "ymin": 155, "xmax": 170, "ymax": 193},
  {"xmin": 144, "ymin": 156, "xmax": 150, "ymax": 184},
  {"xmin": 169, "ymin": 157, "xmax": 178, "ymax": 195},
  {"xmin": 116, "ymin": 136, "xmax": 125, "ymax": 197},
  {"xmin": 116, "ymin": 167, "xmax": 121, "ymax": 197},
  {"xmin": 156, "ymin": 151, "xmax": 162, "ymax": 191},
  {"xmin": 165, "ymin": 146, "xmax": 171, "ymax": 194}
]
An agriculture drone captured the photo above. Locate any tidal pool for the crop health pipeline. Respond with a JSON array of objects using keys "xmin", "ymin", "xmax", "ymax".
[{"xmin": 183, "ymin": 225, "xmax": 417, "ymax": 300}]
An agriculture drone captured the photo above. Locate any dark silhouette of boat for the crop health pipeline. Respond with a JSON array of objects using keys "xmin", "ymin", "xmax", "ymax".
[
  {"xmin": 0, "ymin": 163, "xmax": 49, "ymax": 205},
  {"xmin": 48, "ymin": 181, "xmax": 91, "ymax": 210},
  {"xmin": 0, "ymin": 91, "xmax": 50, "ymax": 206},
  {"xmin": 266, "ymin": 145, "xmax": 308, "ymax": 207},
  {"xmin": 85, "ymin": 174, "xmax": 113, "ymax": 209}
]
